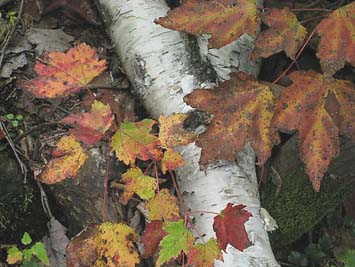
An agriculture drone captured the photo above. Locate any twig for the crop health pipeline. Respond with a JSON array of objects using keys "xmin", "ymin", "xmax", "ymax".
[
  {"xmin": 36, "ymin": 180, "xmax": 53, "ymax": 219},
  {"xmin": 0, "ymin": 0, "xmax": 24, "ymax": 69},
  {"xmin": 0, "ymin": 121, "xmax": 27, "ymax": 182},
  {"xmin": 12, "ymin": 121, "xmax": 64, "ymax": 143}
]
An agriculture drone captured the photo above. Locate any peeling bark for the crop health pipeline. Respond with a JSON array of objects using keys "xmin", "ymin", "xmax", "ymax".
[{"xmin": 95, "ymin": 0, "xmax": 279, "ymax": 266}]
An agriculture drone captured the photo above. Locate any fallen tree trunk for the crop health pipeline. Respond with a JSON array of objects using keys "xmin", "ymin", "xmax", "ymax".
[{"xmin": 95, "ymin": 0, "xmax": 279, "ymax": 266}]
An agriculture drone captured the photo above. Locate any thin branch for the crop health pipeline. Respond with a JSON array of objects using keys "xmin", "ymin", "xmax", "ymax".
[
  {"xmin": 0, "ymin": 0, "xmax": 24, "ymax": 68},
  {"xmin": 0, "ymin": 121, "xmax": 27, "ymax": 182}
]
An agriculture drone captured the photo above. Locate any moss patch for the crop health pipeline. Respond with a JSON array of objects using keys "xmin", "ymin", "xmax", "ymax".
[{"xmin": 260, "ymin": 167, "xmax": 354, "ymax": 248}]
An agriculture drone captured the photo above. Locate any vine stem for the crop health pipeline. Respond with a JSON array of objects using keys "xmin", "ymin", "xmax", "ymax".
[
  {"xmin": 169, "ymin": 170, "xmax": 206, "ymax": 243},
  {"xmin": 272, "ymin": 25, "xmax": 318, "ymax": 84},
  {"xmin": 154, "ymin": 162, "xmax": 160, "ymax": 192}
]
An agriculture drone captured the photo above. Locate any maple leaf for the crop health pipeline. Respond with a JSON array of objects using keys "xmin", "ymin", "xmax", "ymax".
[
  {"xmin": 39, "ymin": 135, "xmax": 88, "ymax": 184},
  {"xmin": 316, "ymin": 2, "xmax": 355, "ymax": 75},
  {"xmin": 184, "ymin": 71, "xmax": 280, "ymax": 166},
  {"xmin": 273, "ymin": 70, "xmax": 355, "ymax": 191},
  {"xmin": 95, "ymin": 222, "xmax": 139, "ymax": 267},
  {"xmin": 119, "ymin": 167, "xmax": 157, "ymax": 205},
  {"xmin": 146, "ymin": 188, "xmax": 180, "ymax": 221},
  {"xmin": 62, "ymin": 100, "xmax": 114, "ymax": 145},
  {"xmin": 6, "ymin": 247, "xmax": 22, "ymax": 265},
  {"xmin": 155, "ymin": 0, "xmax": 259, "ymax": 48},
  {"xmin": 252, "ymin": 7, "xmax": 307, "ymax": 60},
  {"xmin": 213, "ymin": 203, "xmax": 252, "ymax": 252},
  {"xmin": 22, "ymin": 43, "xmax": 106, "ymax": 98},
  {"xmin": 161, "ymin": 148, "xmax": 185, "ymax": 174},
  {"xmin": 156, "ymin": 220, "xmax": 194, "ymax": 267},
  {"xmin": 158, "ymin": 114, "xmax": 196, "ymax": 148},
  {"xmin": 187, "ymin": 238, "xmax": 223, "ymax": 267},
  {"xmin": 140, "ymin": 220, "xmax": 167, "ymax": 258},
  {"xmin": 67, "ymin": 225, "xmax": 99, "ymax": 267},
  {"xmin": 111, "ymin": 119, "xmax": 162, "ymax": 165}
]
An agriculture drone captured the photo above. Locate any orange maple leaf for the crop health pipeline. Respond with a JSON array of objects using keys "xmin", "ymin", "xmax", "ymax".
[
  {"xmin": 111, "ymin": 119, "xmax": 162, "ymax": 165},
  {"xmin": 62, "ymin": 100, "xmax": 114, "ymax": 145},
  {"xmin": 155, "ymin": 0, "xmax": 259, "ymax": 48},
  {"xmin": 158, "ymin": 114, "xmax": 196, "ymax": 149},
  {"xmin": 145, "ymin": 188, "xmax": 180, "ymax": 221},
  {"xmin": 184, "ymin": 71, "xmax": 280, "ymax": 166},
  {"xmin": 316, "ymin": 2, "xmax": 355, "ymax": 75},
  {"xmin": 273, "ymin": 70, "xmax": 355, "ymax": 191},
  {"xmin": 39, "ymin": 135, "xmax": 88, "ymax": 184},
  {"xmin": 161, "ymin": 148, "xmax": 185, "ymax": 174},
  {"xmin": 253, "ymin": 7, "xmax": 307, "ymax": 60},
  {"xmin": 22, "ymin": 43, "xmax": 106, "ymax": 98}
]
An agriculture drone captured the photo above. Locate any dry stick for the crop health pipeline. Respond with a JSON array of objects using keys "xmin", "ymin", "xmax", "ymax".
[
  {"xmin": 12, "ymin": 121, "xmax": 63, "ymax": 143},
  {"xmin": 272, "ymin": 26, "xmax": 318, "ymax": 84},
  {"xmin": 0, "ymin": 121, "xmax": 27, "ymax": 182},
  {"xmin": 305, "ymin": 0, "xmax": 325, "ymax": 8},
  {"xmin": 300, "ymin": 15, "xmax": 326, "ymax": 25},
  {"xmin": 0, "ymin": 0, "xmax": 24, "ymax": 68},
  {"xmin": 36, "ymin": 180, "xmax": 54, "ymax": 219}
]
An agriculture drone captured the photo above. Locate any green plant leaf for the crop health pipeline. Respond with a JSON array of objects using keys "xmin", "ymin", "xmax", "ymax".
[
  {"xmin": 31, "ymin": 242, "xmax": 49, "ymax": 265},
  {"xmin": 22, "ymin": 248, "xmax": 33, "ymax": 262},
  {"xmin": 156, "ymin": 220, "xmax": 194, "ymax": 267},
  {"xmin": 6, "ymin": 247, "xmax": 23, "ymax": 265},
  {"xmin": 12, "ymin": 120, "xmax": 19, "ymax": 127},
  {"xmin": 6, "ymin": 113, "xmax": 14, "ymax": 120},
  {"xmin": 21, "ymin": 232, "xmax": 32, "ymax": 245},
  {"xmin": 342, "ymin": 249, "xmax": 355, "ymax": 267},
  {"xmin": 16, "ymin": 114, "xmax": 24, "ymax": 120}
]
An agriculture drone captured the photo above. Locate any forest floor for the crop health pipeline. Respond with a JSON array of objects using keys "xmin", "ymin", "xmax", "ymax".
[{"xmin": 0, "ymin": 0, "xmax": 354, "ymax": 267}]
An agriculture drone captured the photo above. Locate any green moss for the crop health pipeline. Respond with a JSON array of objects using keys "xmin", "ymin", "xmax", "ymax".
[{"xmin": 260, "ymin": 167, "xmax": 354, "ymax": 248}]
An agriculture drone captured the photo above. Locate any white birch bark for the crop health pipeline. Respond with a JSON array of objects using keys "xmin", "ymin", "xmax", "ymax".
[{"xmin": 95, "ymin": 0, "xmax": 279, "ymax": 266}]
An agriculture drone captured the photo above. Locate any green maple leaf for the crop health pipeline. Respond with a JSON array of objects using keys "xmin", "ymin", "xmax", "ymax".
[{"xmin": 156, "ymin": 220, "xmax": 194, "ymax": 267}]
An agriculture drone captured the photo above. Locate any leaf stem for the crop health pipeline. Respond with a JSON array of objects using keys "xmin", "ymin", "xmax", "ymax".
[
  {"xmin": 272, "ymin": 25, "xmax": 318, "ymax": 84},
  {"xmin": 169, "ymin": 170, "xmax": 206, "ymax": 243}
]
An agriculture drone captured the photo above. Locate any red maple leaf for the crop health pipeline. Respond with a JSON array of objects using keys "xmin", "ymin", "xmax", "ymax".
[
  {"xmin": 213, "ymin": 203, "xmax": 252, "ymax": 252},
  {"xmin": 140, "ymin": 221, "xmax": 167, "ymax": 258}
]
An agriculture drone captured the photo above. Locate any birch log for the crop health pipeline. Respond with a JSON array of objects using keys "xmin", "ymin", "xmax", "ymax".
[{"xmin": 95, "ymin": 0, "xmax": 280, "ymax": 266}]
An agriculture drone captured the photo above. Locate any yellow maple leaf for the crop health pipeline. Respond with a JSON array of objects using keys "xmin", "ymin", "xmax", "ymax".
[
  {"xmin": 39, "ymin": 135, "xmax": 88, "ymax": 184},
  {"xmin": 95, "ymin": 222, "xmax": 139, "ymax": 267},
  {"xmin": 146, "ymin": 189, "xmax": 180, "ymax": 221}
]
